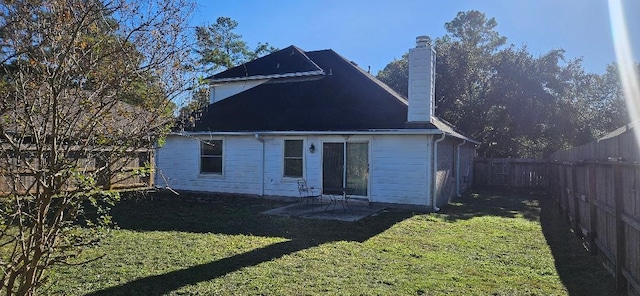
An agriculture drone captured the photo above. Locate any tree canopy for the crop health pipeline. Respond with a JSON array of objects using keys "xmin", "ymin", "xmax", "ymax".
[
  {"xmin": 377, "ymin": 10, "xmax": 631, "ymax": 157},
  {"xmin": 194, "ymin": 17, "xmax": 277, "ymax": 74}
]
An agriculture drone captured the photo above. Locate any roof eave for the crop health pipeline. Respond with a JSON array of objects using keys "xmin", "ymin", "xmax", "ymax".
[
  {"xmin": 207, "ymin": 70, "xmax": 325, "ymax": 84},
  {"xmin": 170, "ymin": 129, "xmax": 445, "ymax": 136}
]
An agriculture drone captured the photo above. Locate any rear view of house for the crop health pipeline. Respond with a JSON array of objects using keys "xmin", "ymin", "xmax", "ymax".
[{"xmin": 156, "ymin": 36, "xmax": 477, "ymax": 210}]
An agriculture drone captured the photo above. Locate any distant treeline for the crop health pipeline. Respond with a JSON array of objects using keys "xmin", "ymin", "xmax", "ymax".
[{"xmin": 377, "ymin": 10, "xmax": 632, "ymax": 158}]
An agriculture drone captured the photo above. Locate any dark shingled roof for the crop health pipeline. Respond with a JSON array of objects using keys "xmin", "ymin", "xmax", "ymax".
[
  {"xmin": 209, "ymin": 45, "xmax": 322, "ymax": 80},
  {"xmin": 191, "ymin": 47, "xmax": 442, "ymax": 132}
]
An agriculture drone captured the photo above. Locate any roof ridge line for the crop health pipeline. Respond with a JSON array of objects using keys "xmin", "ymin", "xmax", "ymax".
[
  {"xmin": 322, "ymin": 49, "xmax": 408, "ymax": 107},
  {"xmin": 292, "ymin": 46, "xmax": 324, "ymax": 73},
  {"xmin": 206, "ymin": 45, "xmax": 324, "ymax": 80}
]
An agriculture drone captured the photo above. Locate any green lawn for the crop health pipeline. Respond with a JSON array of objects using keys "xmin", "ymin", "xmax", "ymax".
[{"xmin": 43, "ymin": 190, "xmax": 616, "ymax": 295}]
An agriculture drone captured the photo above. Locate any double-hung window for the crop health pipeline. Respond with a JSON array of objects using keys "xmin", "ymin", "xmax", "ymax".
[
  {"xmin": 283, "ymin": 140, "xmax": 303, "ymax": 178},
  {"xmin": 201, "ymin": 140, "xmax": 223, "ymax": 174}
]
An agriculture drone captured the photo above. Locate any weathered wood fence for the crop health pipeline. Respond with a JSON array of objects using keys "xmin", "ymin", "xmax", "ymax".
[
  {"xmin": 0, "ymin": 149, "xmax": 154, "ymax": 195},
  {"xmin": 473, "ymin": 158, "xmax": 548, "ymax": 190},
  {"xmin": 548, "ymin": 123, "xmax": 640, "ymax": 295}
]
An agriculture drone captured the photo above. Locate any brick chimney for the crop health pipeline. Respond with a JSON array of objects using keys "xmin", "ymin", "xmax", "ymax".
[{"xmin": 407, "ymin": 35, "xmax": 435, "ymax": 125}]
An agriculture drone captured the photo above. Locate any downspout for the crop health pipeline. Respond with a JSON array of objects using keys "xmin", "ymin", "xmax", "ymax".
[
  {"xmin": 472, "ymin": 144, "xmax": 479, "ymax": 187},
  {"xmin": 456, "ymin": 139, "xmax": 467, "ymax": 197},
  {"xmin": 432, "ymin": 133, "xmax": 446, "ymax": 212},
  {"xmin": 254, "ymin": 133, "xmax": 265, "ymax": 196}
]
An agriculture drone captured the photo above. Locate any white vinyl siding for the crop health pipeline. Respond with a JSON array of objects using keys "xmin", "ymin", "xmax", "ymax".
[
  {"xmin": 156, "ymin": 134, "xmax": 446, "ymax": 207},
  {"xmin": 369, "ymin": 135, "xmax": 432, "ymax": 206}
]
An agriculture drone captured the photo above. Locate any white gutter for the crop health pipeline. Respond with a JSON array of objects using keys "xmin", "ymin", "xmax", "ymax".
[
  {"xmin": 432, "ymin": 133, "xmax": 446, "ymax": 212},
  {"xmin": 209, "ymin": 70, "xmax": 325, "ymax": 83},
  {"xmin": 254, "ymin": 133, "xmax": 265, "ymax": 197},
  {"xmin": 456, "ymin": 139, "xmax": 467, "ymax": 197},
  {"xmin": 172, "ymin": 129, "xmax": 444, "ymax": 137}
]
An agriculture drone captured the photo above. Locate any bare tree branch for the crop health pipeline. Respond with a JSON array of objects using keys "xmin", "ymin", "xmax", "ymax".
[{"xmin": 0, "ymin": 0, "xmax": 195, "ymax": 294}]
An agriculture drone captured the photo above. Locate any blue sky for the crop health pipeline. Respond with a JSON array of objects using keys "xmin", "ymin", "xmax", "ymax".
[{"xmin": 191, "ymin": 0, "xmax": 640, "ymax": 75}]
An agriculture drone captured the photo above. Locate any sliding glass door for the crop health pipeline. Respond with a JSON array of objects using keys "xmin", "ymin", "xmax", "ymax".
[
  {"xmin": 346, "ymin": 143, "xmax": 368, "ymax": 196},
  {"xmin": 322, "ymin": 142, "xmax": 368, "ymax": 197},
  {"xmin": 322, "ymin": 143, "xmax": 344, "ymax": 190}
]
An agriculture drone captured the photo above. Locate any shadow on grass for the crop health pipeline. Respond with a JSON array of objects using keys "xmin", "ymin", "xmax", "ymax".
[
  {"xmin": 537, "ymin": 195, "xmax": 617, "ymax": 296},
  {"xmin": 88, "ymin": 192, "xmax": 415, "ymax": 295},
  {"xmin": 442, "ymin": 189, "xmax": 616, "ymax": 296},
  {"xmin": 88, "ymin": 190, "xmax": 617, "ymax": 295},
  {"xmin": 442, "ymin": 189, "xmax": 542, "ymax": 222}
]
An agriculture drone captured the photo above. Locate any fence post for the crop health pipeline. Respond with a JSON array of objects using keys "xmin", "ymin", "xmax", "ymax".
[
  {"xmin": 587, "ymin": 162, "xmax": 598, "ymax": 255},
  {"xmin": 509, "ymin": 160, "xmax": 514, "ymax": 189},
  {"xmin": 544, "ymin": 160, "xmax": 550, "ymax": 194},
  {"xmin": 613, "ymin": 161, "xmax": 627, "ymax": 292},
  {"xmin": 561, "ymin": 164, "xmax": 569, "ymax": 216},
  {"xmin": 571, "ymin": 164, "xmax": 580, "ymax": 233},
  {"xmin": 558, "ymin": 164, "xmax": 565, "ymax": 214},
  {"xmin": 554, "ymin": 162, "xmax": 561, "ymax": 208}
]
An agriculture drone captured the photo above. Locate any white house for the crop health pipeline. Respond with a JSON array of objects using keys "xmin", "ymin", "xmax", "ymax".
[{"xmin": 156, "ymin": 36, "xmax": 478, "ymax": 210}]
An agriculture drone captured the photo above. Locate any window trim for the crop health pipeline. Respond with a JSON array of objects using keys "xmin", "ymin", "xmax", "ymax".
[
  {"xmin": 200, "ymin": 139, "xmax": 224, "ymax": 175},
  {"xmin": 283, "ymin": 138, "xmax": 304, "ymax": 179}
]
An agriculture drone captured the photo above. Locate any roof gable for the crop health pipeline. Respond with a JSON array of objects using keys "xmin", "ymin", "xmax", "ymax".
[
  {"xmin": 182, "ymin": 43, "xmax": 478, "ymax": 141},
  {"xmin": 192, "ymin": 48, "xmax": 422, "ymax": 132},
  {"xmin": 209, "ymin": 45, "xmax": 323, "ymax": 81}
]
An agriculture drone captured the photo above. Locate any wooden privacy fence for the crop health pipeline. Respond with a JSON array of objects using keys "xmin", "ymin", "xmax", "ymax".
[
  {"xmin": 0, "ymin": 149, "xmax": 154, "ymax": 195},
  {"xmin": 474, "ymin": 158, "xmax": 548, "ymax": 190},
  {"xmin": 548, "ymin": 123, "xmax": 640, "ymax": 295}
]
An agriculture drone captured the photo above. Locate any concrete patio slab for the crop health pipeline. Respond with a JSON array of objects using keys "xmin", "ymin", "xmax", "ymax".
[{"xmin": 261, "ymin": 199, "xmax": 386, "ymax": 222}]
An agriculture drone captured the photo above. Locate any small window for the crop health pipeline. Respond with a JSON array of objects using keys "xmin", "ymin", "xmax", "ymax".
[
  {"xmin": 201, "ymin": 140, "xmax": 222, "ymax": 174},
  {"xmin": 284, "ymin": 140, "xmax": 303, "ymax": 178}
]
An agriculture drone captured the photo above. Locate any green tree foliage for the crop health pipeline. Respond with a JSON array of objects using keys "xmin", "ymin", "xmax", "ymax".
[
  {"xmin": 485, "ymin": 47, "xmax": 562, "ymax": 157},
  {"xmin": 195, "ymin": 16, "xmax": 277, "ymax": 73},
  {"xmin": 0, "ymin": 0, "xmax": 194, "ymax": 294},
  {"xmin": 377, "ymin": 53, "xmax": 408, "ymax": 98},
  {"xmin": 436, "ymin": 11, "xmax": 506, "ymax": 134},
  {"xmin": 593, "ymin": 63, "xmax": 632, "ymax": 131},
  {"xmin": 377, "ymin": 10, "xmax": 632, "ymax": 157}
]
